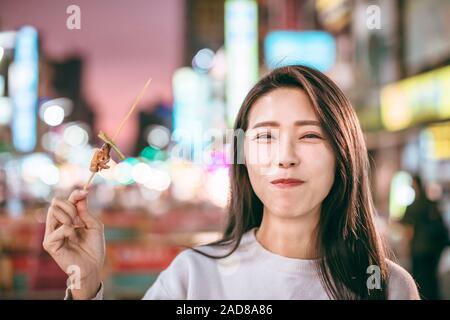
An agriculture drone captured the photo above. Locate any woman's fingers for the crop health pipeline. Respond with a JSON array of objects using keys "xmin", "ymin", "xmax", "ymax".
[
  {"xmin": 43, "ymin": 224, "xmax": 76, "ymax": 255},
  {"xmin": 45, "ymin": 204, "xmax": 74, "ymax": 237},
  {"xmin": 68, "ymin": 189, "xmax": 102, "ymax": 230},
  {"xmin": 51, "ymin": 198, "xmax": 77, "ymax": 221},
  {"xmin": 68, "ymin": 189, "xmax": 88, "ymax": 204},
  {"xmin": 52, "ymin": 198, "xmax": 85, "ymax": 228}
]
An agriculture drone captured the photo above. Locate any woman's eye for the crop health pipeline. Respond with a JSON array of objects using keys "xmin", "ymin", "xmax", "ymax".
[
  {"xmin": 255, "ymin": 133, "xmax": 272, "ymax": 141},
  {"xmin": 301, "ymin": 133, "xmax": 321, "ymax": 140}
]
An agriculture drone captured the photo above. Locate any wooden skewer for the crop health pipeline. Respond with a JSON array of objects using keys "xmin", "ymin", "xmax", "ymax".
[
  {"xmin": 112, "ymin": 78, "xmax": 152, "ymax": 141},
  {"xmin": 82, "ymin": 78, "xmax": 152, "ymax": 191},
  {"xmin": 83, "ymin": 172, "xmax": 96, "ymax": 191}
]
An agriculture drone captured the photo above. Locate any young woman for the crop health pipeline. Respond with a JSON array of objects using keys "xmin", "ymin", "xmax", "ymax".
[{"xmin": 43, "ymin": 65, "xmax": 420, "ymax": 300}]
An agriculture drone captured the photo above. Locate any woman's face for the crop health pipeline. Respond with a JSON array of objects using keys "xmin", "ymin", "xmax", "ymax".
[{"xmin": 244, "ymin": 88, "xmax": 336, "ymax": 218}]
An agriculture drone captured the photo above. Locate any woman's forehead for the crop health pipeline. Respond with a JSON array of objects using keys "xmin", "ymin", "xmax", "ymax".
[{"xmin": 248, "ymin": 88, "xmax": 318, "ymax": 126}]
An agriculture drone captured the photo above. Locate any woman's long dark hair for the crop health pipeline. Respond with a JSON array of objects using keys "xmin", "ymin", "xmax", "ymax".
[{"xmin": 192, "ymin": 65, "xmax": 388, "ymax": 299}]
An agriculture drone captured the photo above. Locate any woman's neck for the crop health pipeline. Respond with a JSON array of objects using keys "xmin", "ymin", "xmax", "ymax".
[{"xmin": 255, "ymin": 207, "xmax": 320, "ymax": 260}]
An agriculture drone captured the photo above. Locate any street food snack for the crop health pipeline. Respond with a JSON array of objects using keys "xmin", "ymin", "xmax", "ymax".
[
  {"xmin": 83, "ymin": 78, "xmax": 152, "ymax": 191},
  {"xmin": 89, "ymin": 143, "xmax": 111, "ymax": 173}
]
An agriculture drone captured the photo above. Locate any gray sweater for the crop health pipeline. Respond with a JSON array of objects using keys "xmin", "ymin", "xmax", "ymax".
[{"xmin": 80, "ymin": 227, "xmax": 420, "ymax": 300}]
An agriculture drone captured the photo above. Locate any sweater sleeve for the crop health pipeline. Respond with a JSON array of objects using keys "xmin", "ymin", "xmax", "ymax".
[
  {"xmin": 386, "ymin": 260, "xmax": 420, "ymax": 300},
  {"xmin": 64, "ymin": 282, "xmax": 104, "ymax": 300}
]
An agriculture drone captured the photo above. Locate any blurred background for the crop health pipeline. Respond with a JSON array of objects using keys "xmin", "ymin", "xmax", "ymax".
[{"xmin": 0, "ymin": 0, "xmax": 449, "ymax": 300}]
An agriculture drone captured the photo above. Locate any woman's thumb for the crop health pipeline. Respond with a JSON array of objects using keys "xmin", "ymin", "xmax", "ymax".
[{"xmin": 68, "ymin": 189, "xmax": 88, "ymax": 204}]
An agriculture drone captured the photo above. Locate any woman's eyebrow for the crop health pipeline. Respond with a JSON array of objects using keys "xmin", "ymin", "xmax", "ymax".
[{"xmin": 251, "ymin": 120, "xmax": 321, "ymax": 129}]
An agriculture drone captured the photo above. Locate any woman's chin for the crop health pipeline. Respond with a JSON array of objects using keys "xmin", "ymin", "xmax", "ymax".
[{"xmin": 269, "ymin": 203, "xmax": 313, "ymax": 218}]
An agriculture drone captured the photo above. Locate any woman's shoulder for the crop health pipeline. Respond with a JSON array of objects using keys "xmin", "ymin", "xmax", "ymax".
[
  {"xmin": 385, "ymin": 259, "xmax": 420, "ymax": 300},
  {"xmin": 143, "ymin": 246, "xmax": 225, "ymax": 299},
  {"xmin": 173, "ymin": 241, "xmax": 237, "ymax": 265},
  {"xmin": 147, "ymin": 241, "xmax": 236, "ymax": 297},
  {"xmin": 165, "ymin": 238, "xmax": 233, "ymax": 267},
  {"xmin": 173, "ymin": 231, "xmax": 255, "ymax": 264}
]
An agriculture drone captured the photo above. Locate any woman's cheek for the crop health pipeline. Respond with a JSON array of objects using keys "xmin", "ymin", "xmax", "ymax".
[
  {"xmin": 246, "ymin": 144, "xmax": 278, "ymax": 177},
  {"xmin": 303, "ymin": 143, "xmax": 334, "ymax": 170},
  {"xmin": 246, "ymin": 165, "xmax": 267, "ymax": 200},
  {"xmin": 246, "ymin": 143, "xmax": 274, "ymax": 166},
  {"xmin": 311, "ymin": 148, "xmax": 336, "ymax": 193}
]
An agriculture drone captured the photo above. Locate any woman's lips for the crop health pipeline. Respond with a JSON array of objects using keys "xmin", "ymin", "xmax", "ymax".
[{"xmin": 270, "ymin": 178, "xmax": 305, "ymax": 188}]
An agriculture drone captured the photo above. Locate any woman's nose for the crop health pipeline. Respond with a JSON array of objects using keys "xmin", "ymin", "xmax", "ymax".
[
  {"xmin": 278, "ymin": 158, "xmax": 298, "ymax": 168},
  {"xmin": 277, "ymin": 136, "xmax": 299, "ymax": 168}
]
